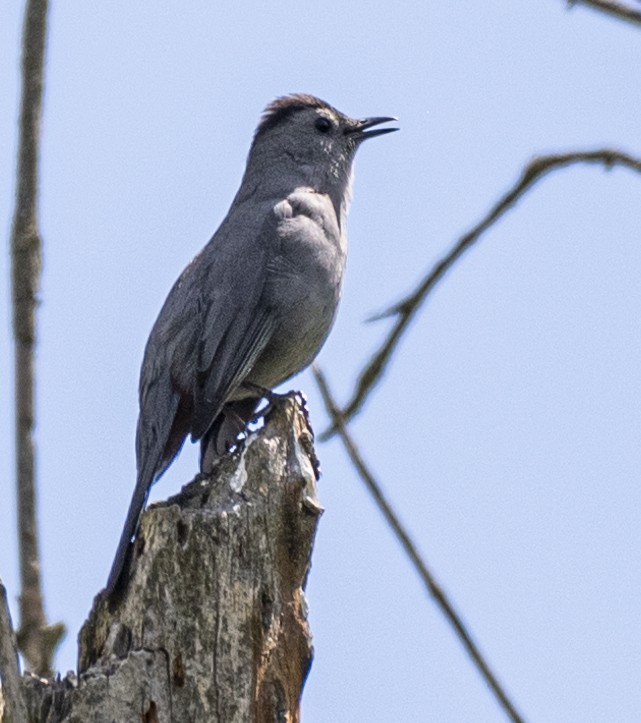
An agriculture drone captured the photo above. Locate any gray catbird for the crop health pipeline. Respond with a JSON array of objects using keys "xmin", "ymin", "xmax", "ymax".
[{"xmin": 105, "ymin": 93, "xmax": 397, "ymax": 594}]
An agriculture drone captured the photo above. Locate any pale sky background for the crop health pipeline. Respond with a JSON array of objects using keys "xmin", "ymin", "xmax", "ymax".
[{"xmin": 2, "ymin": 2, "xmax": 641, "ymax": 721}]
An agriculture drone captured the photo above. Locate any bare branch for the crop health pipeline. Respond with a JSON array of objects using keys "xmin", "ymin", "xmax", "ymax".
[
  {"xmin": 11, "ymin": 0, "xmax": 65, "ymax": 675},
  {"xmin": 321, "ymin": 148, "xmax": 641, "ymax": 440},
  {"xmin": 0, "ymin": 581, "xmax": 27, "ymax": 723},
  {"xmin": 313, "ymin": 366, "xmax": 525, "ymax": 722},
  {"xmin": 567, "ymin": 0, "xmax": 641, "ymax": 27}
]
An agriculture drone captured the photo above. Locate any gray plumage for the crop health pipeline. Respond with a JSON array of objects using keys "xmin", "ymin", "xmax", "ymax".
[{"xmin": 105, "ymin": 94, "xmax": 397, "ymax": 595}]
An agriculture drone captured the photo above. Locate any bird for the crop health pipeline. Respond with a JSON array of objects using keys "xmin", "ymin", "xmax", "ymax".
[{"xmin": 105, "ymin": 93, "xmax": 397, "ymax": 595}]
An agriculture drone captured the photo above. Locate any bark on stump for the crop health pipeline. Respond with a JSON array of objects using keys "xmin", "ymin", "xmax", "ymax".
[{"xmin": 13, "ymin": 396, "xmax": 322, "ymax": 722}]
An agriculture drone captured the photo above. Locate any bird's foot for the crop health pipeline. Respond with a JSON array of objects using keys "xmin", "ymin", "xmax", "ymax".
[{"xmin": 243, "ymin": 383, "xmax": 307, "ymax": 423}]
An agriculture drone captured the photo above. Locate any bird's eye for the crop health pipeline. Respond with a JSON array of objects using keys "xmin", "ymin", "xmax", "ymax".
[{"xmin": 315, "ymin": 117, "xmax": 332, "ymax": 133}]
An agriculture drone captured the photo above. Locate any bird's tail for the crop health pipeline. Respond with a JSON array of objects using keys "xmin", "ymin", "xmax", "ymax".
[{"xmin": 104, "ymin": 463, "xmax": 155, "ymax": 596}]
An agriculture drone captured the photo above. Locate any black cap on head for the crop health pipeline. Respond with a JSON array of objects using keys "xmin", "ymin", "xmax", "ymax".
[{"xmin": 255, "ymin": 94, "xmax": 339, "ymax": 138}]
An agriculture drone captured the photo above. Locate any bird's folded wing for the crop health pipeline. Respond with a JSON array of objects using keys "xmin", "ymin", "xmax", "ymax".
[
  {"xmin": 191, "ymin": 305, "xmax": 275, "ymax": 441},
  {"xmin": 190, "ymin": 218, "xmax": 279, "ymax": 441}
]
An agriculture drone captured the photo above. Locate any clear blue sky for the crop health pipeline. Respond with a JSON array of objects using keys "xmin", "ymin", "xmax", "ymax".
[{"xmin": 2, "ymin": 2, "xmax": 641, "ymax": 721}]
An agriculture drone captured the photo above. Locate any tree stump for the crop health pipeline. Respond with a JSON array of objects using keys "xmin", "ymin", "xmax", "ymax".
[{"xmin": 13, "ymin": 395, "xmax": 322, "ymax": 722}]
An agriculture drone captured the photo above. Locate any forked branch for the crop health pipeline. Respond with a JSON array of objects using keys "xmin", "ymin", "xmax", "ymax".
[{"xmin": 321, "ymin": 149, "xmax": 641, "ymax": 440}]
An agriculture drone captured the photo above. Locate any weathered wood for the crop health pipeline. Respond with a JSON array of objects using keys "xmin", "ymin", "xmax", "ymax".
[
  {"xmin": 0, "ymin": 582, "xmax": 28, "ymax": 723},
  {"xmin": 17, "ymin": 396, "xmax": 322, "ymax": 722}
]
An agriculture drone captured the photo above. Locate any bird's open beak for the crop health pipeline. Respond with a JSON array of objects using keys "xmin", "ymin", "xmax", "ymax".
[{"xmin": 348, "ymin": 116, "xmax": 399, "ymax": 142}]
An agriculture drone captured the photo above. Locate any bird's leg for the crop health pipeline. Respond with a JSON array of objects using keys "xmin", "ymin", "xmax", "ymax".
[
  {"xmin": 200, "ymin": 402, "xmax": 257, "ymax": 472},
  {"xmin": 242, "ymin": 381, "xmax": 278, "ymax": 401}
]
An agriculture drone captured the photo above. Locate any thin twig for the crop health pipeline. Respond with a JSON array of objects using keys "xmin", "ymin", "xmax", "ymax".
[
  {"xmin": 11, "ymin": 0, "xmax": 64, "ymax": 675},
  {"xmin": 320, "ymin": 148, "xmax": 641, "ymax": 440},
  {"xmin": 0, "ymin": 581, "xmax": 27, "ymax": 723},
  {"xmin": 313, "ymin": 366, "xmax": 526, "ymax": 722},
  {"xmin": 567, "ymin": 0, "xmax": 641, "ymax": 26}
]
